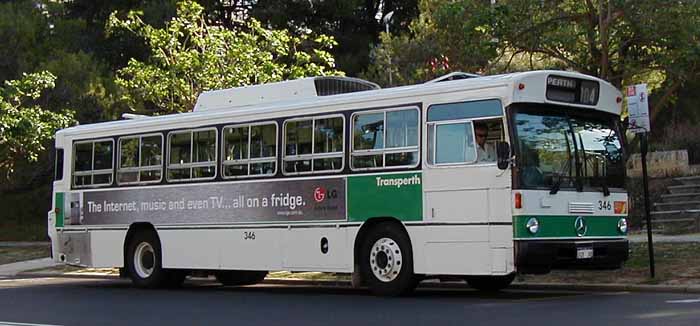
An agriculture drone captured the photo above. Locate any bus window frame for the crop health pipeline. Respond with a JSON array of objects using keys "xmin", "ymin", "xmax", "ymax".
[
  {"xmin": 72, "ymin": 138, "xmax": 115, "ymax": 188},
  {"xmin": 349, "ymin": 106, "xmax": 421, "ymax": 172},
  {"xmin": 282, "ymin": 113, "xmax": 346, "ymax": 176},
  {"xmin": 166, "ymin": 127, "xmax": 219, "ymax": 183},
  {"xmin": 116, "ymin": 133, "xmax": 164, "ymax": 186},
  {"xmin": 54, "ymin": 148, "xmax": 64, "ymax": 181},
  {"xmin": 221, "ymin": 121, "xmax": 279, "ymax": 179},
  {"xmin": 426, "ymin": 115, "xmax": 503, "ymax": 168}
]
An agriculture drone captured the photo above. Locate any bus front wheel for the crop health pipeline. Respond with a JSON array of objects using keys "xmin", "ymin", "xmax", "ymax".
[
  {"xmin": 215, "ymin": 270, "xmax": 268, "ymax": 286},
  {"xmin": 360, "ymin": 222, "xmax": 418, "ymax": 296},
  {"xmin": 464, "ymin": 273, "xmax": 515, "ymax": 292}
]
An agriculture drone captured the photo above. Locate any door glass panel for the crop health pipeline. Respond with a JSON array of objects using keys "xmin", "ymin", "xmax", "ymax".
[{"xmin": 434, "ymin": 123, "xmax": 476, "ymax": 164}]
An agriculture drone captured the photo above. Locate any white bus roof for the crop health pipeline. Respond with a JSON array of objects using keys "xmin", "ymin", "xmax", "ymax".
[{"xmin": 57, "ymin": 70, "xmax": 622, "ymax": 139}]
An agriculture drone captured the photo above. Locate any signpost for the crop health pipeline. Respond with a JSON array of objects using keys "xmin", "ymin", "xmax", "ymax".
[{"xmin": 626, "ymin": 84, "xmax": 655, "ymax": 278}]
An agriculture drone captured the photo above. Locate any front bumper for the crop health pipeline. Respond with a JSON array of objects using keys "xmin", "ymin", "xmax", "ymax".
[{"xmin": 515, "ymin": 239, "xmax": 628, "ymax": 274}]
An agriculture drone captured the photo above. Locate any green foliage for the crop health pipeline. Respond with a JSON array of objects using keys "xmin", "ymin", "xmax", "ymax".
[
  {"xmin": 248, "ymin": 0, "xmax": 419, "ymax": 77},
  {"xmin": 0, "ymin": 1, "xmax": 50, "ymax": 81},
  {"xmin": 0, "ymin": 71, "xmax": 75, "ymax": 178},
  {"xmin": 489, "ymin": 0, "xmax": 700, "ymax": 89},
  {"xmin": 365, "ymin": 0, "xmax": 700, "ymax": 98},
  {"xmin": 363, "ymin": 0, "xmax": 505, "ymax": 86},
  {"xmin": 107, "ymin": 0, "xmax": 342, "ymax": 114}
]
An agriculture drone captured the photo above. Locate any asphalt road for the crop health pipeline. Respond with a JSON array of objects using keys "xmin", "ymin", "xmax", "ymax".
[{"xmin": 0, "ymin": 277, "xmax": 699, "ymax": 326}]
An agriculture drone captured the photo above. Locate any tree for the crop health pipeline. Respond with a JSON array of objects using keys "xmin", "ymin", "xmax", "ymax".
[
  {"xmin": 362, "ymin": 0, "xmax": 500, "ymax": 86},
  {"xmin": 248, "ymin": 0, "xmax": 419, "ymax": 76},
  {"xmin": 0, "ymin": 71, "xmax": 75, "ymax": 178},
  {"xmin": 365, "ymin": 0, "xmax": 700, "ymax": 124},
  {"xmin": 467, "ymin": 0, "xmax": 700, "ymax": 121},
  {"xmin": 107, "ymin": 0, "xmax": 342, "ymax": 114}
]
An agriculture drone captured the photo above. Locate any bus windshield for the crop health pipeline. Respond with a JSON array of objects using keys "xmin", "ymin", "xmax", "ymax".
[{"xmin": 513, "ymin": 105, "xmax": 624, "ymax": 190}]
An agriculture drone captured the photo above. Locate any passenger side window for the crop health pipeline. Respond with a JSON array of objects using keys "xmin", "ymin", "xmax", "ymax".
[
  {"xmin": 167, "ymin": 129, "xmax": 217, "ymax": 181},
  {"xmin": 427, "ymin": 100, "xmax": 504, "ymax": 166},
  {"xmin": 284, "ymin": 115, "xmax": 344, "ymax": 174},
  {"xmin": 117, "ymin": 134, "xmax": 163, "ymax": 185},
  {"xmin": 73, "ymin": 139, "xmax": 114, "ymax": 187},
  {"xmin": 429, "ymin": 122, "xmax": 477, "ymax": 164},
  {"xmin": 223, "ymin": 122, "xmax": 277, "ymax": 178},
  {"xmin": 351, "ymin": 107, "xmax": 419, "ymax": 170}
]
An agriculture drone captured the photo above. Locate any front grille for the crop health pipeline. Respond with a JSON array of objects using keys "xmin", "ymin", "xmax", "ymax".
[{"xmin": 569, "ymin": 202, "xmax": 594, "ymax": 214}]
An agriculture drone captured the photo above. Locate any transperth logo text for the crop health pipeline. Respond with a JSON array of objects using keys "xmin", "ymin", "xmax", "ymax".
[{"xmin": 375, "ymin": 175, "xmax": 421, "ymax": 188}]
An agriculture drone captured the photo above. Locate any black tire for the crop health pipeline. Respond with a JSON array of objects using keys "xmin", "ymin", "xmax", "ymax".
[
  {"xmin": 126, "ymin": 229, "xmax": 170, "ymax": 288},
  {"xmin": 215, "ymin": 270, "xmax": 268, "ymax": 286},
  {"xmin": 360, "ymin": 222, "xmax": 418, "ymax": 296},
  {"xmin": 464, "ymin": 273, "xmax": 515, "ymax": 292}
]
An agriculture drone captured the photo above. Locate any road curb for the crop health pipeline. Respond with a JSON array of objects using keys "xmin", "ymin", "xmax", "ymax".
[
  {"xmin": 9, "ymin": 273, "xmax": 700, "ymax": 294},
  {"xmin": 264, "ymin": 278, "xmax": 700, "ymax": 294},
  {"xmin": 12, "ymin": 272, "xmax": 120, "ymax": 280},
  {"xmin": 509, "ymin": 282, "xmax": 700, "ymax": 294}
]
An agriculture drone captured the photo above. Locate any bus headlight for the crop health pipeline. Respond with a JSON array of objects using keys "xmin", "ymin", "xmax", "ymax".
[
  {"xmin": 617, "ymin": 218, "xmax": 628, "ymax": 234},
  {"xmin": 526, "ymin": 218, "xmax": 539, "ymax": 234}
]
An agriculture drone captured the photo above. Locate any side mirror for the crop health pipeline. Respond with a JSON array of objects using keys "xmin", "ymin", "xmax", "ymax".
[{"xmin": 496, "ymin": 141, "xmax": 511, "ymax": 170}]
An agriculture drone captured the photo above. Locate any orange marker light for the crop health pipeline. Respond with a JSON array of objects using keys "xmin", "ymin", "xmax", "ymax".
[
  {"xmin": 614, "ymin": 201, "xmax": 627, "ymax": 214},
  {"xmin": 515, "ymin": 192, "xmax": 522, "ymax": 209}
]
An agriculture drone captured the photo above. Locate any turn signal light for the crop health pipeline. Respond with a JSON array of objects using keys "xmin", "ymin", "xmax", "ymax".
[
  {"xmin": 614, "ymin": 201, "xmax": 627, "ymax": 214},
  {"xmin": 515, "ymin": 192, "xmax": 522, "ymax": 209}
]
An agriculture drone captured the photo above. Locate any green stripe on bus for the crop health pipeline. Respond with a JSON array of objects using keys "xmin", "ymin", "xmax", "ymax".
[
  {"xmin": 347, "ymin": 173, "xmax": 423, "ymax": 222},
  {"xmin": 513, "ymin": 215, "xmax": 625, "ymax": 239},
  {"xmin": 55, "ymin": 192, "xmax": 64, "ymax": 228}
]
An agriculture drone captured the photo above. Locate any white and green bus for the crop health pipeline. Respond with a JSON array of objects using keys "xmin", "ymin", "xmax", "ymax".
[{"xmin": 49, "ymin": 70, "xmax": 629, "ymax": 295}]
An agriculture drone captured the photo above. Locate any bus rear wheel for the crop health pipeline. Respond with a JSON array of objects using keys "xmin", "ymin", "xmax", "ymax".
[
  {"xmin": 464, "ymin": 273, "xmax": 515, "ymax": 292},
  {"xmin": 360, "ymin": 222, "xmax": 418, "ymax": 296},
  {"xmin": 215, "ymin": 270, "xmax": 268, "ymax": 286},
  {"xmin": 126, "ymin": 230, "xmax": 170, "ymax": 288}
]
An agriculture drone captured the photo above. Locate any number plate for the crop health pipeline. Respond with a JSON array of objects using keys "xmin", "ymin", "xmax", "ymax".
[{"xmin": 576, "ymin": 247, "xmax": 594, "ymax": 259}]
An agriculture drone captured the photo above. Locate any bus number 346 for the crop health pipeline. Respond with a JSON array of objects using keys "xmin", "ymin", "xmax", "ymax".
[{"xmin": 244, "ymin": 232, "xmax": 256, "ymax": 240}]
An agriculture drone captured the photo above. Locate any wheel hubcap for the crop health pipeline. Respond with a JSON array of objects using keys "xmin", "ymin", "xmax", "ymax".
[
  {"xmin": 134, "ymin": 242, "xmax": 155, "ymax": 279},
  {"xmin": 369, "ymin": 238, "xmax": 402, "ymax": 283}
]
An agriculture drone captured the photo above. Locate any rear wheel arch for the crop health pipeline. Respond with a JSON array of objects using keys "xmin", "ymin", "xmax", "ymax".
[{"xmin": 123, "ymin": 222, "xmax": 159, "ymax": 268}]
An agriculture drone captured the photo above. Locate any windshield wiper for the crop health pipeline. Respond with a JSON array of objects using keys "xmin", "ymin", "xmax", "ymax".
[
  {"xmin": 601, "ymin": 174, "xmax": 610, "ymax": 196},
  {"xmin": 550, "ymin": 158, "xmax": 571, "ymax": 195},
  {"xmin": 591, "ymin": 153, "xmax": 611, "ymax": 197}
]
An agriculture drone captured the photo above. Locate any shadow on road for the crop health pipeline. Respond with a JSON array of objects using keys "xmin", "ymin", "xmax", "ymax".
[{"xmin": 69, "ymin": 277, "xmax": 583, "ymax": 301}]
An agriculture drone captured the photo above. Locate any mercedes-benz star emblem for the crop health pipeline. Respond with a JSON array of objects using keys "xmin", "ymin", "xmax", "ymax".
[{"xmin": 574, "ymin": 216, "xmax": 587, "ymax": 237}]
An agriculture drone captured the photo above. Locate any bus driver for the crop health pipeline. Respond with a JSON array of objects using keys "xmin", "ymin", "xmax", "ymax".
[{"xmin": 475, "ymin": 123, "xmax": 495, "ymax": 162}]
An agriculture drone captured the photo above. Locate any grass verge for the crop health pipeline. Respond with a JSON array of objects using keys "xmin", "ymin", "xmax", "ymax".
[
  {"xmin": 518, "ymin": 242, "xmax": 700, "ymax": 285},
  {"xmin": 0, "ymin": 246, "xmax": 50, "ymax": 265}
]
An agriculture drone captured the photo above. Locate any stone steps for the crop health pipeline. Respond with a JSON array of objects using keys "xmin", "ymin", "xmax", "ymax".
[
  {"xmin": 667, "ymin": 184, "xmax": 700, "ymax": 194},
  {"xmin": 654, "ymin": 201, "xmax": 700, "ymax": 211},
  {"xmin": 673, "ymin": 175, "xmax": 700, "ymax": 186},
  {"xmin": 660, "ymin": 192, "xmax": 700, "ymax": 203},
  {"xmin": 651, "ymin": 176, "xmax": 700, "ymax": 233},
  {"xmin": 651, "ymin": 209, "xmax": 700, "ymax": 219}
]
